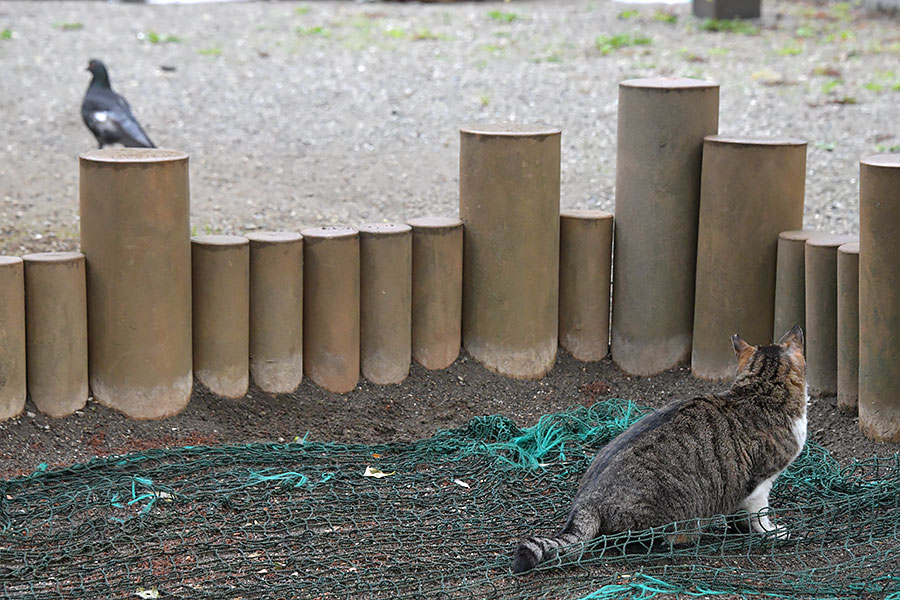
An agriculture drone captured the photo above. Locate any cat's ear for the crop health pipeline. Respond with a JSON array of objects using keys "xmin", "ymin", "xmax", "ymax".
[
  {"xmin": 778, "ymin": 325, "xmax": 804, "ymax": 353},
  {"xmin": 732, "ymin": 334, "xmax": 752, "ymax": 356}
]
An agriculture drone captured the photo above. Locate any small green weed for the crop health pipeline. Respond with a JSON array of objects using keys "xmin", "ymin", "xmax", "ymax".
[
  {"xmin": 294, "ymin": 6, "xmax": 310, "ymax": 15},
  {"xmin": 698, "ymin": 19, "xmax": 759, "ymax": 35},
  {"xmin": 813, "ymin": 65, "xmax": 841, "ymax": 77},
  {"xmin": 875, "ymin": 144, "xmax": 900, "ymax": 153},
  {"xmin": 198, "ymin": 47, "xmax": 222, "ymax": 56},
  {"xmin": 776, "ymin": 45, "xmax": 803, "ymax": 56},
  {"xmin": 794, "ymin": 25, "xmax": 815, "ymax": 38},
  {"xmin": 0, "ymin": 29, "xmax": 12, "ymax": 40},
  {"xmin": 822, "ymin": 78, "xmax": 842, "ymax": 94},
  {"xmin": 825, "ymin": 30, "xmax": 854, "ymax": 42},
  {"xmin": 385, "ymin": 28, "xmax": 406, "ymax": 39},
  {"xmin": 653, "ymin": 10, "xmax": 677, "ymax": 24},
  {"xmin": 479, "ymin": 95, "xmax": 490, "ymax": 106},
  {"xmin": 55, "ymin": 22, "xmax": 84, "ymax": 31},
  {"xmin": 814, "ymin": 141, "xmax": 836, "ymax": 151},
  {"xmin": 142, "ymin": 31, "xmax": 180, "ymax": 44},
  {"xmin": 617, "ymin": 10, "xmax": 639, "ymax": 20},
  {"xmin": 488, "ymin": 10, "xmax": 519, "ymax": 23},
  {"xmin": 296, "ymin": 26, "xmax": 330, "ymax": 37},
  {"xmin": 595, "ymin": 33, "xmax": 652, "ymax": 55},
  {"xmin": 864, "ymin": 82, "xmax": 884, "ymax": 92},
  {"xmin": 412, "ymin": 29, "xmax": 449, "ymax": 41}
]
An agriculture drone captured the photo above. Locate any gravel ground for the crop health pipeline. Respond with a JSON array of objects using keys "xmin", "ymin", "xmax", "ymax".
[
  {"xmin": 0, "ymin": 1, "xmax": 898, "ymax": 474},
  {"xmin": 1, "ymin": 0, "xmax": 899, "ymax": 254}
]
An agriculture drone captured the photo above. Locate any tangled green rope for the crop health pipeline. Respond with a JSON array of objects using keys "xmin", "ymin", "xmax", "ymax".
[{"xmin": 1, "ymin": 399, "xmax": 898, "ymax": 599}]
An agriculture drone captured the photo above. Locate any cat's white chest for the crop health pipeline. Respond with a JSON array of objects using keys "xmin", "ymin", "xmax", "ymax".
[{"xmin": 791, "ymin": 388, "xmax": 809, "ymax": 458}]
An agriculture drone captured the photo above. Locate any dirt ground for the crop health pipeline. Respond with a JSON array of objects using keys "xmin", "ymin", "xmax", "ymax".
[
  {"xmin": 1, "ymin": 0, "xmax": 899, "ymax": 477},
  {"xmin": 0, "ymin": 349, "xmax": 893, "ymax": 479}
]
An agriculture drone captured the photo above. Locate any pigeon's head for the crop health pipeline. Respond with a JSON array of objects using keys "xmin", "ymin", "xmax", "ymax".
[
  {"xmin": 86, "ymin": 59, "xmax": 107, "ymax": 74},
  {"xmin": 86, "ymin": 59, "xmax": 111, "ymax": 88}
]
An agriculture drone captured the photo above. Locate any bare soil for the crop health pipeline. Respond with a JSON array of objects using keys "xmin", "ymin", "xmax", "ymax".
[{"xmin": 0, "ymin": 350, "xmax": 893, "ymax": 479}]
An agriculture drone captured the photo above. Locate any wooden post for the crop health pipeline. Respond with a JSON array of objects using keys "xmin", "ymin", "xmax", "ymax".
[
  {"xmin": 837, "ymin": 242, "xmax": 860, "ymax": 412},
  {"xmin": 22, "ymin": 252, "xmax": 88, "ymax": 417},
  {"xmin": 805, "ymin": 233, "xmax": 858, "ymax": 397},
  {"xmin": 559, "ymin": 210, "xmax": 613, "ymax": 361},
  {"xmin": 246, "ymin": 231, "xmax": 304, "ymax": 395},
  {"xmin": 859, "ymin": 154, "xmax": 900, "ymax": 441},
  {"xmin": 611, "ymin": 78, "xmax": 719, "ymax": 376},
  {"xmin": 192, "ymin": 235, "xmax": 250, "ymax": 398},
  {"xmin": 302, "ymin": 226, "xmax": 360, "ymax": 394},
  {"xmin": 460, "ymin": 124, "xmax": 561, "ymax": 379},
  {"xmin": 359, "ymin": 223, "xmax": 412, "ymax": 385},
  {"xmin": 692, "ymin": 136, "xmax": 806, "ymax": 380},
  {"xmin": 408, "ymin": 217, "xmax": 463, "ymax": 370},
  {"xmin": 0, "ymin": 256, "xmax": 26, "ymax": 421},
  {"xmin": 773, "ymin": 229, "xmax": 818, "ymax": 343},
  {"xmin": 80, "ymin": 148, "xmax": 192, "ymax": 419}
]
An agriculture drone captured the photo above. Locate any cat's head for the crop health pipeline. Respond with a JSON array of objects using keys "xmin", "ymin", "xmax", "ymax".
[{"xmin": 730, "ymin": 326, "xmax": 806, "ymax": 390}]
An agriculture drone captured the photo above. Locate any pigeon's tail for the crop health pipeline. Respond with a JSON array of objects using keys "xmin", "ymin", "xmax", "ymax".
[{"xmin": 511, "ymin": 513, "xmax": 601, "ymax": 574}]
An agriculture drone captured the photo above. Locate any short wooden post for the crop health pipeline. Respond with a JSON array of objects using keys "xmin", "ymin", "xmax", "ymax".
[
  {"xmin": 22, "ymin": 252, "xmax": 88, "ymax": 417},
  {"xmin": 302, "ymin": 226, "xmax": 360, "ymax": 394},
  {"xmin": 859, "ymin": 154, "xmax": 900, "ymax": 441},
  {"xmin": 80, "ymin": 148, "xmax": 192, "ymax": 419},
  {"xmin": 192, "ymin": 235, "xmax": 250, "ymax": 398},
  {"xmin": 692, "ymin": 136, "xmax": 806, "ymax": 380},
  {"xmin": 246, "ymin": 231, "xmax": 304, "ymax": 395},
  {"xmin": 408, "ymin": 216, "xmax": 463, "ymax": 370},
  {"xmin": 773, "ymin": 229, "xmax": 818, "ymax": 342},
  {"xmin": 0, "ymin": 256, "xmax": 26, "ymax": 421},
  {"xmin": 460, "ymin": 124, "xmax": 561, "ymax": 380},
  {"xmin": 359, "ymin": 223, "xmax": 412, "ymax": 385},
  {"xmin": 837, "ymin": 242, "xmax": 859, "ymax": 412},
  {"xmin": 611, "ymin": 78, "xmax": 719, "ymax": 376},
  {"xmin": 805, "ymin": 233, "xmax": 858, "ymax": 397},
  {"xmin": 559, "ymin": 210, "xmax": 613, "ymax": 361}
]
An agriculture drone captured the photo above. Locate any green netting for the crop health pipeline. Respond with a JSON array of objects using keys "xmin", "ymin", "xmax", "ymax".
[{"xmin": 1, "ymin": 399, "xmax": 899, "ymax": 599}]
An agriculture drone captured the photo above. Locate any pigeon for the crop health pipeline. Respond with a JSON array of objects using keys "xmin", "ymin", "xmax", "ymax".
[{"xmin": 81, "ymin": 58, "xmax": 156, "ymax": 149}]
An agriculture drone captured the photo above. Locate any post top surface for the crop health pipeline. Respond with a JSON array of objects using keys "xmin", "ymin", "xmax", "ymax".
[
  {"xmin": 358, "ymin": 222, "xmax": 412, "ymax": 236},
  {"xmin": 620, "ymin": 77, "xmax": 718, "ymax": 90},
  {"xmin": 460, "ymin": 123, "xmax": 561, "ymax": 137},
  {"xmin": 0, "ymin": 255, "xmax": 24, "ymax": 266},
  {"xmin": 705, "ymin": 135, "xmax": 806, "ymax": 147},
  {"xmin": 561, "ymin": 209, "xmax": 614, "ymax": 220},
  {"xmin": 21, "ymin": 251, "xmax": 84, "ymax": 263},
  {"xmin": 301, "ymin": 225, "xmax": 358, "ymax": 239},
  {"xmin": 80, "ymin": 148, "xmax": 188, "ymax": 163},
  {"xmin": 191, "ymin": 234, "xmax": 249, "ymax": 246},
  {"xmin": 838, "ymin": 241, "xmax": 860, "ymax": 255},
  {"xmin": 779, "ymin": 229, "xmax": 818, "ymax": 242},
  {"xmin": 861, "ymin": 153, "xmax": 900, "ymax": 168},
  {"xmin": 244, "ymin": 231, "xmax": 303, "ymax": 244},
  {"xmin": 407, "ymin": 216, "xmax": 462, "ymax": 229},
  {"xmin": 806, "ymin": 233, "xmax": 858, "ymax": 248}
]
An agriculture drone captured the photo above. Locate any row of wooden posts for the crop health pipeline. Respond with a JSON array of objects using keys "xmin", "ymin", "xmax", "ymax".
[{"xmin": 0, "ymin": 78, "xmax": 898, "ymax": 442}]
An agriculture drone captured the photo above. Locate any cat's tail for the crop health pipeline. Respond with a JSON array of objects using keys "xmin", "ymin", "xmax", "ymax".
[{"xmin": 511, "ymin": 513, "xmax": 600, "ymax": 574}]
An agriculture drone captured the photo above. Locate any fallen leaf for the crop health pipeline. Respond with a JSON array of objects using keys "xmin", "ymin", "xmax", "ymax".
[
  {"xmin": 363, "ymin": 466, "xmax": 396, "ymax": 478},
  {"xmin": 135, "ymin": 587, "xmax": 159, "ymax": 599}
]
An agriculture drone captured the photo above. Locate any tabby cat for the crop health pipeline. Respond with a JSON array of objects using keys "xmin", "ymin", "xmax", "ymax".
[{"xmin": 511, "ymin": 326, "xmax": 808, "ymax": 574}]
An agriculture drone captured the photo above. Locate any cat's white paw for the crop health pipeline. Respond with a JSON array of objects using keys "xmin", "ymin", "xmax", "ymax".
[{"xmin": 752, "ymin": 515, "xmax": 790, "ymax": 540}]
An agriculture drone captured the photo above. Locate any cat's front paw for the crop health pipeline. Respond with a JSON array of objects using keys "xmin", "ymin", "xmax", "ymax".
[{"xmin": 753, "ymin": 515, "xmax": 790, "ymax": 540}]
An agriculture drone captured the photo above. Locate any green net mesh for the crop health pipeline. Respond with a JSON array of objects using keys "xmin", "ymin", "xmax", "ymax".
[{"xmin": 2, "ymin": 399, "xmax": 899, "ymax": 599}]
